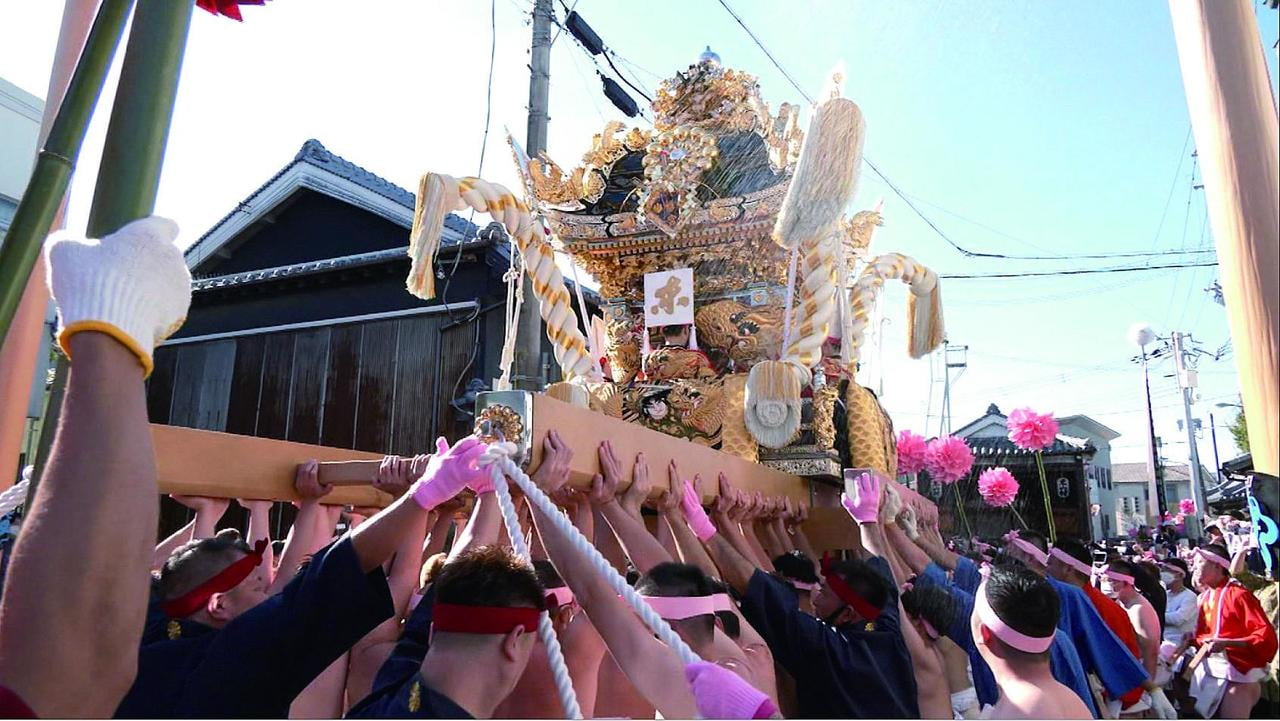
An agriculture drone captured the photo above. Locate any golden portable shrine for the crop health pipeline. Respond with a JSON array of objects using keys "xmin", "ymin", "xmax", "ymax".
[{"xmin": 392, "ymin": 49, "xmax": 949, "ymax": 536}]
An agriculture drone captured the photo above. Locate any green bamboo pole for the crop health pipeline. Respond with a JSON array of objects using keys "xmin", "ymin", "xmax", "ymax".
[
  {"xmin": 25, "ymin": 0, "xmax": 194, "ymax": 511},
  {"xmin": 0, "ymin": 0, "xmax": 134, "ymax": 344}
]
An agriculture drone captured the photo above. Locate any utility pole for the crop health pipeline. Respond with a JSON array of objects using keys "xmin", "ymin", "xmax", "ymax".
[
  {"xmin": 1208, "ymin": 411, "xmax": 1223, "ymax": 484},
  {"xmin": 1172, "ymin": 331, "xmax": 1208, "ymax": 517},
  {"xmin": 938, "ymin": 342, "xmax": 967, "ymax": 437},
  {"xmin": 514, "ymin": 0, "xmax": 553, "ymax": 391},
  {"xmin": 1139, "ymin": 345, "xmax": 1165, "ymax": 526}
]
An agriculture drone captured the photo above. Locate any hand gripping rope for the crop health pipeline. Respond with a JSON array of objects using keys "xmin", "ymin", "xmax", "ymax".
[
  {"xmin": 476, "ymin": 442, "xmax": 582, "ymax": 719},
  {"xmin": 478, "ymin": 444, "xmax": 702, "ymax": 685}
]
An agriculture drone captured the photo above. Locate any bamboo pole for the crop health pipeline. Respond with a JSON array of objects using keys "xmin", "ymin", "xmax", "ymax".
[
  {"xmin": 0, "ymin": 0, "xmax": 100, "ymax": 491},
  {"xmin": 0, "ymin": 0, "xmax": 133, "ymax": 344},
  {"xmin": 26, "ymin": 0, "xmax": 194, "ymax": 509},
  {"xmin": 1167, "ymin": 0, "xmax": 1279, "ymax": 476}
]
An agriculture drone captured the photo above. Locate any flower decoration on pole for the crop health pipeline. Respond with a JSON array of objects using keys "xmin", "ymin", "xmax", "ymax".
[
  {"xmin": 925, "ymin": 435, "xmax": 975, "ymax": 537},
  {"xmin": 897, "ymin": 430, "xmax": 928, "ymax": 478},
  {"xmin": 197, "ymin": 0, "xmax": 268, "ymax": 22},
  {"xmin": 1178, "ymin": 498, "xmax": 1196, "ymax": 516},
  {"xmin": 979, "ymin": 467, "xmax": 1028, "ymax": 529},
  {"xmin": 1007, "ymin": 407, "xmax": 1060, "ymax": 543},
  {"xmin": 924, "ymin": 436, "xmax": 974, "ymax": 484}
]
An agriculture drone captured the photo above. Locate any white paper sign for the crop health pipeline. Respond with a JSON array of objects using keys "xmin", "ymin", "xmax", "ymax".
[{"xmin": 643, "ymin": 268, "xmax": 695, "ymax": 327}]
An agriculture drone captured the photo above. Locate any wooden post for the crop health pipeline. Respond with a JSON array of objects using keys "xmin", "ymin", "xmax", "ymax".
[
  {"xmin": 1167, "ymin": 0, "xmax": 1279, "ymax": 475},
  {"xmin": 0, "ymin": 0, "xmax": 100, "ymax": 490}
]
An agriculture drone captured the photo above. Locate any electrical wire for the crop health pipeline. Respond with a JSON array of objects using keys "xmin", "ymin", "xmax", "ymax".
[
  {"xmin": 714, "ymin": 1, "xmax": 1218, "ymax": 268},
  {"xmin": 603, "ymin": 49, "xmax": 653, "ymax": 102},
  {"xmin": 714, "ymin": 0, "xmax": 813, "ymax": 104},
  {"xmin": 939, "ymin": 260, "xmax": 1218, "ymax": 279},
  {"xmin": 550, "ymin": 0, "xmax": 579, "ymax": 46}
]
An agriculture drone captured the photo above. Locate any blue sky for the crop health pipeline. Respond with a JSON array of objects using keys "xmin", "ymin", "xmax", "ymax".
[{"xmin": 2, "ymin": 1, "xmax": 1276, "ymax": 476}]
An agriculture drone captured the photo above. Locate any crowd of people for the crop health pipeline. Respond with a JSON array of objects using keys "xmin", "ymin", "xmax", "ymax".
[{"xmin": 0, "ymin": 218, "xmax": 1275, "ymax": 719}]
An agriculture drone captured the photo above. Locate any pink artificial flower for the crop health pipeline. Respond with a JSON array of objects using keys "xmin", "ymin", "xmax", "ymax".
[
  {"xmin": 1007, "ymin": 407, "xmax": 1059, "ymax": 451},
  {"xmin": 925, "ymin": 436, "xmax": 974, "ymax": 484},
  {"xmin": 897, "ymin": 430, "xmax": 928, "ymax": 475},
  {"xmin": 1178, "ymin": 498, "xmax": 1196, "ymax": 515},
  {"xmin": 978, "ymin": 467, "xmax": 1020, "ymax": 507}
]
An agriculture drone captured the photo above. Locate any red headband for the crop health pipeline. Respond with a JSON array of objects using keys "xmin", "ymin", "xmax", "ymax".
[
  {"xmin": 161, "ymin": 539, "xmax": 269, "ymax": 619},
  {"xmin": 821, "ymin": 554, "xmax": 882, "ymax": 622},
  {"xmin": 432, "ymin": 603, "xmax": 540, "ymax": 634}
]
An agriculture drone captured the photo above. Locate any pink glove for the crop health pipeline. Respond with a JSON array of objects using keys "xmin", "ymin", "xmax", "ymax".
[
  {"xmin": 680, "ymin": 479, "xmax": 717, "ymax": 541},
  {"xmin": 685, "ymin": 661, "xmax": 776, "ymax": 719},
  {"xmin": 841, "ymin": 470, "xmax": 881, "ymax": 525},
  {"xmin": 410, "ymin": 436, "xmax": 486, "ymax": 510}
]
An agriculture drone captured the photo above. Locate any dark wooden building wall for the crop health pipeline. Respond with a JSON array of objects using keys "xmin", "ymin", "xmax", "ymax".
[
  {"xmin": 921, "ymin": 456, "xmax": 1091, "ymax": 540},
  {"xmin": 148, "ymin": 311, "xmax": 479, "ymax": 539},
  {"xmin": 149, "ymin": 312, "xmax": 478, "ymax": 453}
]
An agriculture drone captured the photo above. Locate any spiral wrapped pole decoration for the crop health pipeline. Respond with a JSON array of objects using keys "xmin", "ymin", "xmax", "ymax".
[
  {"xmin": 406, "ymin": 173, "xmax": 601, "ymax": 383},
  {"xmin": 844, "ymin": 252, "xmax": 944, "ymax": 368}
]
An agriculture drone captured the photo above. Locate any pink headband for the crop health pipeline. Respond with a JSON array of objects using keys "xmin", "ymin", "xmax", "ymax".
[
  {"xmin": 974, "ymin": 579, "xmax": 1054, "ymax": 654},
  {"xmin": 711, "ymin": 593, "xmax": 734, "ymax": 613},
  {"xmin": 1101, "ymin": 568, "xmax": 1135, "ymax": 585},
  {"xmin": 1049, "ymin": 547, "xmax": 1092, "ymax": 577},
  {"xmin": 642, "ymin": 594, "xmax": 717, "ymax": 620},
  {"xmin": 1194, "ymin": 548, "xmax": 1230, "ymax": 568},
  {"xmin": 1160, "ymin": 562, "xmax": 1186, "ymax": 578},
  {"xmin": 1004, "ymin": 534, "xmax": 1049, "ymax": 567},
  {"xmin": 545, "ymin": 586, "xmax": 575, "ymax": 609}
]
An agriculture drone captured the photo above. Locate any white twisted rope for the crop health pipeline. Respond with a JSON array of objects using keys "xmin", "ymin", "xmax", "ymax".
[
  {"xmin": 481, "ymin": 444, "xmax": 582, "ymax": 719},
  {"xmin": 0, "ymin": 479, "xmax": 29, "ymax": 518},
  {"xmin": 479, "ymin": 443, "xmax": 701, "ymax": 668}
]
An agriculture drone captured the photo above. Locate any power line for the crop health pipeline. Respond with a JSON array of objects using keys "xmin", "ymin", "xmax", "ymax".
[
  {"xmin": 940, "ymin": 260, "xmax": 1218, "ymax": 279},
  {"xmin": 549, "ymin": 0, "xmax": 578, "ymax": 45},
  {"xmin": 714, "ymin": 0, "xmax": 814, "ymax": 104},
  {"xmin": 714, "ymin": 0, "xmax": 1206, "ymax": 266},
  {"xmin": 604, "ymin": 49, "xmax": 653, "ymax": 102}
]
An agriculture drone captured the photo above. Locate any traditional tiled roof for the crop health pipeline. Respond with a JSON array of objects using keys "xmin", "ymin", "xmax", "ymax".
[
  {"xmin": 190, "ymin": 244, "xmax": 471, "ymax": 292},
  {"xmin": 965, "ymin": 435, "xmax": 1095, "ymax": 458},
  {"xmin": 1113, "ymin": 461, "xmax": 1212, "ymax": 483},
  {"xmin": 187, "ymin": 139, "xmax": 475, "ymax": 260},
  {"xmin": 288, "ymin": 140, "xmax": 475, "ymax": 238}
]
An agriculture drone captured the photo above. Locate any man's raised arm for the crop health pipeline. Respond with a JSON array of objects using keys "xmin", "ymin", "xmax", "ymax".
[{"xmin": 0, "ymin": 218, "xmax": 190, "ymax": 716}]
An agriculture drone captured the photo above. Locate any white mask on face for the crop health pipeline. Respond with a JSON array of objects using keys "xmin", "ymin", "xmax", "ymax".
[
  {"xmin": 1160, "ymin": 572, "xmax": 1177, "ymax": 587},
  {"xmin": 1099, "ymin": 579, "xmax": 1116, "ymax": 597}
]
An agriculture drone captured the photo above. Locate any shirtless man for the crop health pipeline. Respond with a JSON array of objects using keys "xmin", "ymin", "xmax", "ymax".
[
  {"xmin": 973, "ymin": 564, "xmax": 1093, "ymax": 720},
  {"xmin": 1101, "ymin": 559, "xmax": 1162, "ymax": 679}
]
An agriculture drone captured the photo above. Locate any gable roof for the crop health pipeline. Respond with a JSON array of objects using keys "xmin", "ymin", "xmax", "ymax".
[
  {"xmin": 184, "ymin": 139, "xmax": 475, "ymax": 273},
  {"xmin": 954, "ymin": 403, "xmax": 1120, "ymax": 445},
  {"xmin": 966, "ymin": 435, "xmax": 1095, "ymax": 458},
  {"xmin": 1113, "ymin": 461, "xmax": 1212, "ymax": 483},
  {"xmin": 1057, "ymin": 415, "xmax": 1122, "ymax": 442}
]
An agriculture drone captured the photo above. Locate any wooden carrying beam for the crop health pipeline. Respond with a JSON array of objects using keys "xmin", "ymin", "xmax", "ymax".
[
  {"xmin": 518, "ymin": 393, "xmax": 807, "ymax": 505},
  {"xmin": 152, "ymin": 424, "xmax": 393, "ymax": 507},
  {"xmin": 151, "ymin": 389, "xmax": 809, "ymax": 507}
]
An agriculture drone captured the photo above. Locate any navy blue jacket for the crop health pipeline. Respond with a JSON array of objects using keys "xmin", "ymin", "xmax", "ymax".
[
  {"xmin": 117, "ymin": 537, "xmax": 393, "ymax": 718},
  {"xmin": 740, "ymin": 557, "xmax": 919, "ymax": 718}
]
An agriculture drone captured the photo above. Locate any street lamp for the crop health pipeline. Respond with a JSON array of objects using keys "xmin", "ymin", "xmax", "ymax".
[{"xmin": 1129, "ymin": 323, "xmax": 1164, "ymax": 527}]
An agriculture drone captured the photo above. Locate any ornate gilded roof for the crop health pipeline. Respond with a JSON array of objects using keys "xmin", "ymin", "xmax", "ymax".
[{"xmin": 515, "ymin": 53, "xmax": 808, "ymax": 299}]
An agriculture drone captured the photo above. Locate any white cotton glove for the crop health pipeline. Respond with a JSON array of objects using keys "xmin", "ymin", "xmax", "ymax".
[
  {"xmin": 1149, "ymin": 688, "xmax": 1176, "ymax": 720},
  {"xmin": 45, "ymin": 216, "xmax": 190, "ymax": 377},
  {"xmin": 898, "ymin": 505, "xmax": 920, "ymax": 540}
]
